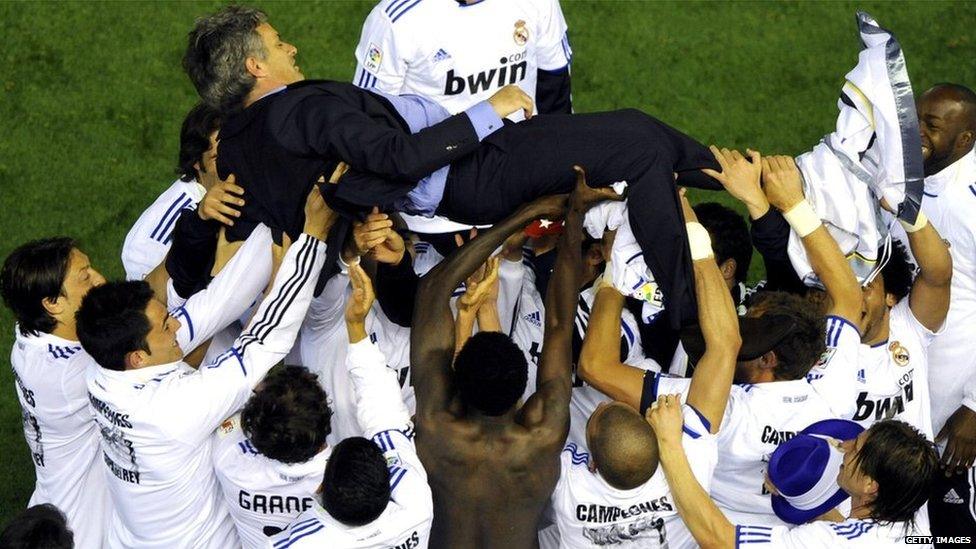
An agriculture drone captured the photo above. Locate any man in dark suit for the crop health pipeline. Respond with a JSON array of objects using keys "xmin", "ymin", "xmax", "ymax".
[{"xmin": 182, "ymin": 6, "xmax": 721, "ymax": 327}]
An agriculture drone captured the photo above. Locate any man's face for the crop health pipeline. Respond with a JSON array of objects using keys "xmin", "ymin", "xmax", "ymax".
[
  {"xmin": 837, "ymin": 430, "xmax": 873, "ymax": 496},
  {"xmin": 58, "ymin": 249, "xmax": 106, "ymax": 320},
  {"xmin": 196, "ymin": 131, "xmax": 220, "ymax": 190},
  {"xmin": 140, "ymin": 298, "xmax": 183, "ymax": 367},
  {"xmin": 859, "ymin": 275, "xmax": 891, "ymax": 342},
  {"xmin": 918, "ymin": 89, "xmax": 972, "ymax": 175},
  {"xmin": 254, "ymin": 23, "xmax": 303, "ymax": 86}
]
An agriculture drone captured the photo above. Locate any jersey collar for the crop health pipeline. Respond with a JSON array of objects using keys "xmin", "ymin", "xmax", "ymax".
[
  {"xmin": 95, "ymin": 359, "xmax": 188, "ymax": 385},
  {"xmin": 925, "ymin": 146, "xmax": 976, "ymax": 196},
  {"xmin": 16, "ymin": 325, "xmax": 80, "ymax": 347},
  {"xmin": 270, "ymin": 446, "xmax": 332, "ymax": 480}
]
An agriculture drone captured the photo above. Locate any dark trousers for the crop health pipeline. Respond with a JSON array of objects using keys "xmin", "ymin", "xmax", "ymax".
[
  {"xmin": 929, "ymin": 468, "xmax": 976, "ymax": 546},
  {"xmin": 437, "ymin": 110, "xmax": 720, "ymax": 327}
]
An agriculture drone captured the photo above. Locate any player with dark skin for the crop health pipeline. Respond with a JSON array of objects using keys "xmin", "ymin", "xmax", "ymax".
[
  {"xmin": 917, "ymin": 84, "xmax": 976, "ymax": 473},
  {"xmin": 410, "ymin": 170, "xmax": 617, "ymax": 549}
]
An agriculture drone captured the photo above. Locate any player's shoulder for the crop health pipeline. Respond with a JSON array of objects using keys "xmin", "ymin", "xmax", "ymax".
[
  {"xmin": 269, "ymin": 512, "xmax": 327, "ymax": 547},
  {"xmin": 370, "ymin": 0, "xmax": 436, "ymax": 27},
  {"xmin": 213, "ymin": 414, "xmax": 249, "ymax": 452}
]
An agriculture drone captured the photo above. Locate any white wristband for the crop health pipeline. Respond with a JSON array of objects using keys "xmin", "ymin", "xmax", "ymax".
[
  {"xmin": 899, "ymin": 211, "xmax": 928, "ymax": 233},
  {"xmin": 686, "ymin": 222, "xmax": 714, "ymax": 261},
  {"xmin": 339, "ymin": 254, "xmax": 361, "ymax": 271},
  {"xmin": 783, "ymin": 200, "xmax": 821, "ymax": 238}
]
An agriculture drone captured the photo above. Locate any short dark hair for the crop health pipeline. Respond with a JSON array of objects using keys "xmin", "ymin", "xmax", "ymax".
[
  {"xmin": 694, "ymin": 202, "xmax": 752, "ymax": 284},
  {"xmin": 183, "ymin": 6, "xmax": 269, "ymax": 113},
  {"xmin": 76, "ymin": 281, "xmax": 154, "ymax": 371},
  {"xmin": 0, "ymin": 503, "xmax": 74, "ymax": 549},
  {"xmin": 177, "ymin": 103, "xmax": 222, "ymax": 183},
  {"xmin": 748, "ymin": 291, "xmax": 826, "ymax": 380},
  {"xmin": 454, "ymin": 332, "xmax": 528, "ymax": 416},
  {"xmin": 928, "ymin": 83, "xmax": 976, "ymax": 130},
  {"xmin": 854, "ymin": 420, "xmax": 939, "ymax": 526},
  {"xmin": 322, "ymin": 437, "xmax": 390, "ymax": 526},
  {"xmin": 879, "ymin": 241, "xmax": 915, "ymax": 303},
  {"xmin": 1, "ymin": 238, "xmax": 76, "ymax": 337},
  {"xmin": 241, "ymin": 365, "xmax": 332, "ymax": 464},
  {"xmin": 590, "ymin": 405, "xmax": 658, "ymax": 490}
]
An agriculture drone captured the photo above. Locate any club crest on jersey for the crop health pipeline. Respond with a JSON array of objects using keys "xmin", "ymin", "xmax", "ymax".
[
  {"xmin": 513, "ymin": 19, "xmax": 529, "ymax": 45},
  {"xmin": 364, "ymin": 43, "xmax": 383, "ymax": 71},
  {"xmin": 888, "ymin": 341, "xmax": 909, "ymax": 366}
]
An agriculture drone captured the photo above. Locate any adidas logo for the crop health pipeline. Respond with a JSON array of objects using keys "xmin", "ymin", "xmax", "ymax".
[
  {"xmin": 433, "ymin": 48, "xmax": 451, "ymax": 63},
  {"xmin": 523, "ymin": 310, "xmax": 542, "ymax": 327},
  {"xmin": 944, "ymin": 489, "xmax": 964, "ymax": 504}
]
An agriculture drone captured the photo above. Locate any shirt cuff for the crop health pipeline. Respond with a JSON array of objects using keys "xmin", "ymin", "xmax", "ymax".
[
  {"xmin": 348, "ymin": 337, "xmax": 385, "ymax": 367},
  {"xmin": 464, "ymin": 100, "xmax": 504, "ymax": 141}
]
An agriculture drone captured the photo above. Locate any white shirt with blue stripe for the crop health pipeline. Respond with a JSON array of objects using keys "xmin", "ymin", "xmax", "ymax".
[
  {"xmin": 86, "ymin": 229, "xmax": 322, "ymax": 548},
  {"xmin": 269, "ymin": 337, "xmax": 432, "ymax": 548},
  {"xmin": 734, "ymin": 517, "xmax": 929, "ymax": 548},
  {"xmin": 122, "ymin": 177, "xmax": 206, "ymax": 281},
  {"xmin": 550, "ymin": 405, "xmax": 716, "ymax": 548}
]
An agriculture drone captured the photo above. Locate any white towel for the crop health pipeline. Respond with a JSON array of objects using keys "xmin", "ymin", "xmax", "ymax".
[
  {"xmin": 606, "ymin": 204, "xmax": 665, "ymax": 323},
  {"xmin": 788, "ymin": 11, "xmax": 924, "ymax": 287}
]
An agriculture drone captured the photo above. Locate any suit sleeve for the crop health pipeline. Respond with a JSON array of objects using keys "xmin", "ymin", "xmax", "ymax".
[
  {"xmin": 347, "ymin": 338, "xmax": 411, "ymax": 436},
  {"xmin": 374, "ymin": 253, "xmax": 419, "ymax": 328},
  {"xmin": 283, "ymin": 94, "xmax": 482, "ymax": 183},
  {"xmin": 750, "ymin": 209, "xmax": 807, "ymax": 294},
  {"xmin": 164, "ymin": 234, "xmax": 327, "ymax": 444},
  {"xmin": 166, "ymin": 209, "xmax": 220, "ymax": 299},
  {"xmin": 353, "ymin": 5, "xmax": 409, "ymax": 94},
  {"xmin": 172, "ymin": 224, "xmax": 273, "ymax": 354}
]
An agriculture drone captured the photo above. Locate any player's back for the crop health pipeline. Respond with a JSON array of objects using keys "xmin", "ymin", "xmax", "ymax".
[{"xmin": 418, "ymin": 414, "xmax": 563, "ymax": 548}]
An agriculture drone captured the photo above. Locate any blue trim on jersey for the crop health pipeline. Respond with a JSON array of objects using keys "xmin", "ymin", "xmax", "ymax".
[
  {"xmin": 923, "ymin": 191, "xmax": 938, "ymax": 198},
  {"xmin": 150, "ymin": 193, "xmax": 188, "ymax": 241},
  {"xmin": 870, "ymin": 338, "xmax": 889, "ymax": 349},
  {"xmin": 275, "ymin": 522, "xmax": 326, "ymax": 548},
  {"xmin": 735, "ymin": 525, "xmax": 773, "ymax": 547},
  {"xmin": 230, "ymin": 346, "xmax": 245, "ymax": 375},
  {"xmin": 174, "ymin": 306, "xmax": 194, "ymax": 342},
  {"xmin": 620, "ymin": 321, "xmax": 635, "ymax": 348},
  {"xmin": 831, "ymin": 520, "xmax": 876, "ymax": 539},
  {"xmin": 384, "ymin": 0, "xmax": 413, "ymax": 17},
  {"xmin": 390, "ymin": 0, "xmax": 423, "ymax": 23},
  {"xmin": 561, "ymin": 33, "xmax": 573, "ymax": 62},
  {"xmin": 969, "ymin": 184, "xmax": 976, "ymax": 199},
  {"xmin": 457, "ymin": 0, "xmax": 486, "ymax": 6},
  {"xmin": 625, "ymin": 251, "xmax": 643, "ymax": 264},
  {"xmin": 389, "ymin": 466, "xmax": 407, "ymax": 491},
  {"xmin": 158, "ymin": 196, "xmax": 193, "ymax": 244},
  {"xmin": 682, "ymin": 426, "xmax": 700, "ymax": 439},
  {"xmin": 563, "ymin": 443, "xmax": 590, "ymax": 465},
  {"xmin": 685, "ymin": 403, "xmax": 712, "ymax": 433},
  {"xmin": 825, "ymin": 315, "xmax": 858, "ymax": 344}
]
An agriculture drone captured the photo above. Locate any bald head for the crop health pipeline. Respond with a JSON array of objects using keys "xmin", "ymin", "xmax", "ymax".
[
  {"xmin": 586, "ymin": 403, "xmax": 659, "ymax": 490},
  {"xmin": 918, "ymin": 83, "xmax": 976, "ymax": 176}
]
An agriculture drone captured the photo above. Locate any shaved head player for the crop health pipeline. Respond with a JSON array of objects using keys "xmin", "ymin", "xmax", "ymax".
[{"xmin": 410, "ymin": 175, "xmax": 616, "ymax": 548}]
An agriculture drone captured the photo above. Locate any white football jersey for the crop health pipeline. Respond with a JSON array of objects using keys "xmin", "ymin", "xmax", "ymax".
[
  {"xmin": 353, "ymin": 0, "xmax": 571, "ymax": 121},
  {"xmin": 300, "ymin": 271, "xmax": 414, "ymax": 444},
  {"xmin": 213, "ymin": 414, "xmax": 330, "ymax": 548},
  {"xmin": 806, "ymin": 315, "xmax": 864, "ymax": 418},
  {"xmin": 651, "ymin": 374, "xmax": 836, "ymax": 527},
  {"xmin": 568, "ymin": 283, "xmax": 660, "ymax": 446},
  {"xmin": 121, "ymin": 178, "xmax": 206, "ymax": 280},
  {"xmin": 10, "ymin": 330, "xmax": 110, "ymax": 549},
  {"xmin": 551, "ymin": 405, "xmax": 716, "ymax": 549},
  {"xmin": 269, "ymin": 336, "xmax": 432, "ymax": 548},
  {"xmin": 733, "ymin": 517, "xmax": 929, "ymax": 548},
  {"xmin": 86, "ymin": 231, "xmax": 320, "ymax": 548},
  {"xmin": 854, "ymin": 299, "xmax": 937, "ymax": 438},
  {"xmin": 918, "ymin": 147, "xmax": 976, "ymax": 434}
]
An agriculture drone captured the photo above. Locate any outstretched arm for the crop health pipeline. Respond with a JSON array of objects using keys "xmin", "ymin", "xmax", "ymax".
[
  {"xmin": 411, "ymin": 194, "xmax": 567, "ymax": 422},
  {"xmin": 578, "ymin": 285, "xmax": 646, "ymax": 410},
  {"xmin": 903, "ymin": 211, "xmax": 952, "ymax": 331},
  {"xmin": 681, "ymin": 194, "xmax": 741, "ymax": 433}
]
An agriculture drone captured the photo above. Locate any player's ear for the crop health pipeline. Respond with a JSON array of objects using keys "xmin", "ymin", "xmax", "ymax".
[
  {"xmin": 759, "ymin": 350, "xmax": 779, "ymax": 369},
  {"xmin": 720, "ymin": 258, "xmax": 737, "ymax": 281},
  {"xmin": 124, "ymin": 350, "xmax": 148, "ymax": 371},
  {"xmin": 245, "ymin": 55, "xmax": 265, "ymax": 79},
  {"xmin": 41, "ymin": 295, "xmax": 65, "ymax": 317},
  {"xmin": 884, "ymin": 292, "xmax": 897, "ymax": 308}
]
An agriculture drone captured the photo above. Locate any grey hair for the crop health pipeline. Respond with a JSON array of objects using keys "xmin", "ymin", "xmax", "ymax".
[{"xmin": 183, "ymin": 5, "xmax": 269, "ymax": 114}]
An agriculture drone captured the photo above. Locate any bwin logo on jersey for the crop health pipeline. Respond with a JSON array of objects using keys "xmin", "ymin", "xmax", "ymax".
[
  {"xmin": 523, "ymin": 310, "xmax": 542, "ymax": 327},
  {"xmin": 444, "ymin": 52, "xmax": 528, "ymax": 96}
]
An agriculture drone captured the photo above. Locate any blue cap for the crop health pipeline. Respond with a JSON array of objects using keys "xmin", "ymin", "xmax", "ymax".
[{"xmin": 769, "ymin": 419, "xmax": 864, "ymax": 524}]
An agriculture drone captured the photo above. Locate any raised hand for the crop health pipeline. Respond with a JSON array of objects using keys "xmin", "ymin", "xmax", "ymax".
[
  {"xmin": 761, "ymin": 155, "xmax": 806, "ymax": 213},
  {"xmin": 645, "ymin": 394, "xmax": 686, "ymax": 447},
  {"xmin": 345, "ymin": 263, "xmax": 376, "ymax": 326},
  {"xmin": 458, "ymin": 255, "xmax": 501, "ymax": 315},
  {"xmin": 198, "ymin": 173, "xmax": 245, "ymax": 226},
  {"xmin": 303, "ymin": 186, "xmax": 338, "ymax": 241},
  {"xmin": 701, "ymin": 146, "xmax": 768, "ymax": 219},
  {"xmin": 678, "ymin": 188, "xmax": 699, "ymax": 224},
  {"xmin": 569, "ymin": 165, "xmax": 624, "ymax": 213},
  {"xmin": 488, "ymin": 84, "xmax": 534, "ymax": 119},
  {"xmin": 352, "ymin": 207, "xmax": 406, "ymax": 265}
]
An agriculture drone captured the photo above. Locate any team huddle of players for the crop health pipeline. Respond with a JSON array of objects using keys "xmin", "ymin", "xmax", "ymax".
[{"xmin": 2, "ymin": 1, "xmax": 976, "ymax": 548}]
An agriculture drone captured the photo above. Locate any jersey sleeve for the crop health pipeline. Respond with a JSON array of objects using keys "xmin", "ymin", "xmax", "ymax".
[
  {"xmin": 162, "ymin": 234, "xmax": 327, "ymax": 444},
  {"xmin": 733, "ymin": 522, "xmax": 840, "ymax": 549},
  {"xmin": 892, "ymin": 298, "xmax": 941, "ymax": 348},
  {"xmin": 639, "ymin": 372, "xmax": 693, "ymax": 414},
  {"xmin": 304, "ymin": 270, "xmax": 349, "ymax": 333},
  {"xmin": 535, "ymin": 0, "xmax": 572, "ymax": 71},
  {"xmin": 497, "ymin": 258, "xmax": 528, "ymax": 335},
  {"xmin": 172, "ymin": 224, "xmax": 273, "ymax": 354},
  {"xmin": 373, "ymin": 429, "xmax": 433, "ymax": 522},
  {"xmin": 347, "ymin": 338, "xmax": 412, "ymax": 437},
  {"xmin": 353, "ymin": 4, "xmax": 409, "ymax": 94},
  {"xmin": 807, "ymin": 315, "xmax": 862, "ymax": 418},
  {"xmin": 680, "ymin": 404, "xmax": 719, "ymax": 492}
]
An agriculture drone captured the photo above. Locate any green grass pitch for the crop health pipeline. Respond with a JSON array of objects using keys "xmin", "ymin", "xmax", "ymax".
[{"xmin": 0, "ymin": 0, "xmax": 974, "ymax": 522}]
